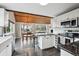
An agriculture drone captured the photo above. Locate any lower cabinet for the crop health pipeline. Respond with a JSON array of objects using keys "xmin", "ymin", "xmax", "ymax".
[
  {"xmin": 54, "ymin": 35, "xmax": 58, "ymax": 48},
  {"xmin": 38, "ymin": 35, "xmax": 55, "ymax": 49},
  {"xmin": 0, "ymin": 43, "xmax": 12, "ymax": 56},
  {"xmin": 60, "ymin": 36, "xmax": 65, "ymax": 45}
]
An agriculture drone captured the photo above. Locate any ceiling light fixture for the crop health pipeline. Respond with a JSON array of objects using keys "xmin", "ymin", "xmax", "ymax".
[{"xmin": 40, "ymin": 2, "xmax": 48, "ymax": 6}]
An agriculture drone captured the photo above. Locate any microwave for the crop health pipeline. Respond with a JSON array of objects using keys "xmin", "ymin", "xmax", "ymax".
[{"xmin": 61, "ymin": 17, "xmax": 79, "ymax": 27}]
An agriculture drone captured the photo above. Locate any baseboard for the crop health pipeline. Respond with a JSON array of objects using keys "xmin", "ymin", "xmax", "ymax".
[{"xmin": 42, "ymin": 46, "xmax": 55, "ymax": 51}]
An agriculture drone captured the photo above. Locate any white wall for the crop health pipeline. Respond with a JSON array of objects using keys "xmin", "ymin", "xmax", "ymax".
[{"xmin": 15, "ymin": 22, "xmax": 21, "ymax": 38}]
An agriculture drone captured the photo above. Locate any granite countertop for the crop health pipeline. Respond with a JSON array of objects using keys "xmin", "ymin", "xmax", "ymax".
[
  {"xmin": 60, "ymin": 42, "xmax": 79, "ymax": 56},
  {"xmin": 36, "ymin": 33, "xmax": 56, "ymax": 36}
]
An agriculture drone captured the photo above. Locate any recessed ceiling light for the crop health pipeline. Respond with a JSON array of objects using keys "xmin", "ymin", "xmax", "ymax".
[{"xmin": 40, "ymin": 3, "xmax": 48, "ymax": 6}]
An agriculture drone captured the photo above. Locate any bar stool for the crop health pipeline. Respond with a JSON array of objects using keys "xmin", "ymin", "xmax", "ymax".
[{"xmin": 33, "ymin": 35, "xmax": 38, "ymax": 48}]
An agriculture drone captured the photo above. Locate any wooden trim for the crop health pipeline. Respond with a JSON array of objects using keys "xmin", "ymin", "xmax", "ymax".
[
  {"xmin": 14, "ymin": 12, "xmax": 51, "ymax": 24},
  {"xmin": 6, "ymin": 9, "xmax": 53, "ymax": 18}
]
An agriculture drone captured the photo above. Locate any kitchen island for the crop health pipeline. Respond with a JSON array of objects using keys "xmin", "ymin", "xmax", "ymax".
[{"xmin": 36, "ymin": 33, "xmax": 56, "ymax": 49}]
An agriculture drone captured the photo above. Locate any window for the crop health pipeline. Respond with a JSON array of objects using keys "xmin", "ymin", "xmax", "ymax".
[{"xmin": 35, "ymin": 24, "xmax": 46, "ymax": 32}]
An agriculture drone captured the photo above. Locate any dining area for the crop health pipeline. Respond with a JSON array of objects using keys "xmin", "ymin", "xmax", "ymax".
[
  {"xmin": 13, "ymin": 31, "xmax": 40, "ymax": 56},
  {"xmin": 21, "ymin": 32, "xmax": 38, "ymax": 48}
]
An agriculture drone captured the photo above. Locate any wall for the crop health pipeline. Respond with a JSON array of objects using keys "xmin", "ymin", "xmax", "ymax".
[
  {"xmin": 15, "ymin": 22, "xmax": 21, "ymax": 38},
  {"xmin": 15, "ymin": 22, "xmax": 51, "ymax": 38}
]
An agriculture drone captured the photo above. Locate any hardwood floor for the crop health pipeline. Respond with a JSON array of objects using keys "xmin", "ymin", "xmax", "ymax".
[{"xmin": 12, "ymin": 38, "xmax": 60, "ymax": 56}]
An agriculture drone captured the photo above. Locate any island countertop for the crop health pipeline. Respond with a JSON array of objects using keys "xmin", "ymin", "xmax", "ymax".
[{"xmin": 35, "ymin": 33, "xmax": 57, "ymax": 36}]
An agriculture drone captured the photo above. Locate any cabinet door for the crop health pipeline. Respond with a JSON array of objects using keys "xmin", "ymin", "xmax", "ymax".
[
  {"xmin": 0, "ymin": 47, "xmax": 7, "ymax": 56},
  {"xmin": 60, "ymin": 36, "xmax": 65, "ymax": 44},
  {"xmin": 42, "ymin": 35, "xmax": 55, "ymax": 49},
  {"xmin": 48, "ymin": 35, "xmax": 55, "ymax": 47},
  {"xmin": 6, "ymin": 44, "xmax": 12, "ymax": 56},
  {"xmin": 38, "ymin": 36, "xmax": 43, "ymax": 49},
  {"xmin": 0, "ymin": 44, "xmax": 12, "ymax": 56},
  {"xmin": 4, "ymin": 11, "xmax": 9, "ymax": 27},
  {"xmin": 42, "ymin": 36, "xmax": 48, "ymax": 49},
  {"xmin": 0, "ymin": 8, "xmax": 5, "ymax": 26}
]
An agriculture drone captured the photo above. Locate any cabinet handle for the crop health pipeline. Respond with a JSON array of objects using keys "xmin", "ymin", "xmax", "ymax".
[{"xmin": 7, "ymin": 45, "xmax": 9, "ymax": 47}]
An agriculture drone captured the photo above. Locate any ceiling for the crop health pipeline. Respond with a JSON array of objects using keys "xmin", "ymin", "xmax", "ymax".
[
  {"xmin": 0, "ymin": 3, "xmax": 79, "ymax": 17},
  {"xmin": 14, "ymin": 12, "xmax": 51, "ymax": 24}
]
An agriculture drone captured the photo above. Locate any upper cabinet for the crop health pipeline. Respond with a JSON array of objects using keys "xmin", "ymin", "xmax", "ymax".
[
  {"xmin": 4, "ymin": 11, "xmax": 9, "ymax": 27},
  {"xmin": 0, "ymin": 8, "xmax": 7, "ymax": 27},
  {"xmin": 0, "ymin": 8, "xmax": 10, "ymax": 27},
  {"xmin": 52, "ymin": 8, "xmax": 79, "ymax": 28}
]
